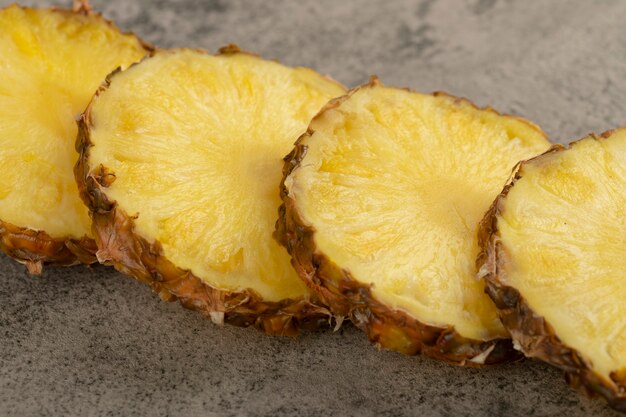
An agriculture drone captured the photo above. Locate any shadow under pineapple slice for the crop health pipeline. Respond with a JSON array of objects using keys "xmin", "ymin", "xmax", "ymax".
[
  {"xmin": 0, "ymin": 1, "xmax": 150, "ymax": 273},
  {"xmin": 478, "ymin": 128, "xmax": 626, "ymax": 409},
  {"xmin": 276, "ymin": 78, "xmax": 550, "ymax": 364},
  {"xmin": 75, "ymin": 47, "xmax": 346, "ymax": 335}
]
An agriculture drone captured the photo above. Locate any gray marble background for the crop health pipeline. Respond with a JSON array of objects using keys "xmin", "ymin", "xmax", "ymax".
[{"xmin": 1, "ymin": 0, "xmax": 625, "ymax": 416}]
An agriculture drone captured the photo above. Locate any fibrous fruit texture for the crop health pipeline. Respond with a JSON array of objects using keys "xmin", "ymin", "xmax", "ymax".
[
  {"xmin": 478, "ymin": 128, "xmax": 626, "ymax": 409},
  {"xmin": 277, "ymin": 79, "xmax": 550, "ymax": 363},
  {"xmin": 0, "ymin": 4, "xmax": 149, "ymax": 272},
  {"xmin": 75, "ymin": 47, "xmax": 346, "ymax": 335}
]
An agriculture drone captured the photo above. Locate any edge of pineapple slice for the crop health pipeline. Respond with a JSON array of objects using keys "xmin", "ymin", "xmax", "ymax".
[
  {"xmin": 75, "ymin": 46, "xmax": 344, "ymax": 336},
  {"xmin": 275, "ymin": 77, "xmax": 548, "ymax": 364},
  {"xmin": 477, "ymin": 128, "xmax": 626, "ymax": 410},
  {"xmin": 0, "ymin": 219, "xmax": 98, "ymax": 274},
  {"xmin": 0, "ymin": 3, "xmax": 151, "ymax": 273}
]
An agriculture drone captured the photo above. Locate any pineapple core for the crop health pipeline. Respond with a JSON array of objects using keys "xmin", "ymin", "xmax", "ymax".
[
  {"xmin": 87, "ymin": 50, "xmax": 345, "ymax": 301},
  {"xmin": 0, "ymin": 6, "xmax": 146, "ymax": 238},
  {"xmin": 498, "ymin": 131, "xmax": 626, "ymax": 381},
  {"xmin": 286, "ymin": 85, "xmax": 549, "ymax": 340}
]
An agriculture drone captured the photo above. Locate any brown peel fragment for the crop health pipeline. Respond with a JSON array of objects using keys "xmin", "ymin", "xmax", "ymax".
[{"xmin": 0, "ymin": 219, "xmax": 97, "ymax": 274}]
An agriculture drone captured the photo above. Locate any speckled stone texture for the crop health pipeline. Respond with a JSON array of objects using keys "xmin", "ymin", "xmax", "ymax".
[{"xmin": 0, "ymin": 1, "xmax": 624, "ymax": 416}]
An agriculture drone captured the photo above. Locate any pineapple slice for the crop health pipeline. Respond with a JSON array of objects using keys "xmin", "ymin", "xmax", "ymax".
[
  {"xmin": 478, "ymin": 129, "xmax": 626, "ymax": 409},
  {"xmin": 0, "ymin": 3, "xmax": 149, "ymax": 273},
  {"xmin": 75, "ymin": 47, "xmax": 346, "ymax": 335},
  {"xmin": 276, "ymin": 79, "xmax": 549, "ymax": 363}
]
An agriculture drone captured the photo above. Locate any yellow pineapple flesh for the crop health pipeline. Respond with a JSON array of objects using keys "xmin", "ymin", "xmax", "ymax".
[
  {"xmin": 83, "ymin": 48, "xmax": 345, "ymax": 302},
  {"xmin": 495, "ymin": 130, "xmax": 626, "ymax": 382},
  {"xmin": 0, "ymin": 5, "xmax": 147, "ymax": 250},
  {"xmin": 283, "ymin": 82, "xmax": 549, "ymax": 344}
]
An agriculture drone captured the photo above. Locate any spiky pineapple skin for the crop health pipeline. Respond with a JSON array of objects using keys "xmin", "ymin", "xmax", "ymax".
[
  {"xmin": 0, "ymin": 4, "xmax": 152, "ymax": 273},
  {"xmin": 477, "ymin": 130, "xmax": 626, "ymax": 411},
  {"xmin": 0, "ymin": 219, "xmax": 97, "ymax": 274},
  {"xmin": 275, "ymin": 81, "xmax": 526, "ymax": 365},
  {"xmin": 74, "ymin": 50, "xmax": 334, "ymax": 336}
]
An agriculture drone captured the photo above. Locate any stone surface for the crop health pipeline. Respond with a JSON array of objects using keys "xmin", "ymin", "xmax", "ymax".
[{"xmin": 1, "ymin": 0, "xmax": 624, "ymax": 416}]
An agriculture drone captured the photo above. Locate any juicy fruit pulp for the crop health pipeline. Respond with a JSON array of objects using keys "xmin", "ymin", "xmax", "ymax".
[
  {"xmin": 495, "ymin": 130, "xmax": 626, "ymax": 382},
  {"xmin": 0, "ymin": 5, "xmax": 147, "ymax": 240},
  {"xmin": 284, "ymin": 83, "xmax": 549, "ymax": 341},
  {"xmin": 85, "ymin": 49, "xmax": 345, "ymax": 301}
]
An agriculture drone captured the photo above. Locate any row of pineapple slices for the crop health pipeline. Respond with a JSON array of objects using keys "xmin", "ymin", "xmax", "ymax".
[{"xmin": 0, "ymin": 1, "xmax": 624, "ymax": 411}]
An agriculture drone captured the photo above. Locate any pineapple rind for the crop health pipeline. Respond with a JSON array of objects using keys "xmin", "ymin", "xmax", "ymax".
[
  {"xmin": 478, "ymin": 129, "xmax": 626, "ymax": 411},
  {"xmin": 0, "ymin": 219, "xmax": 97, "ymax": 273}
]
